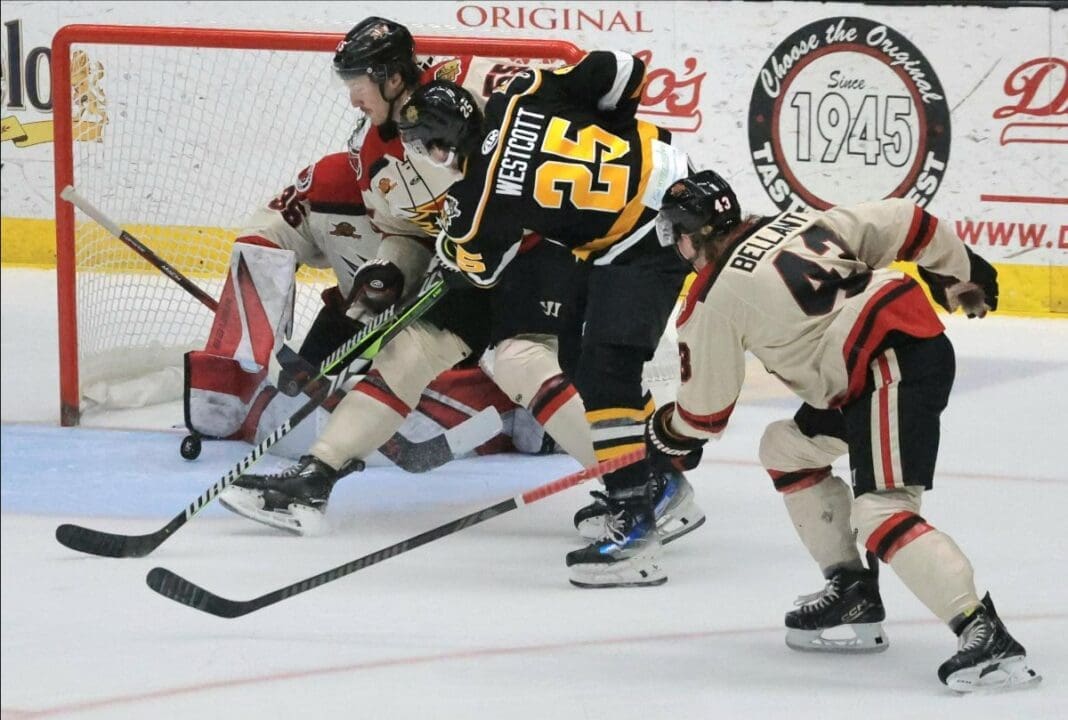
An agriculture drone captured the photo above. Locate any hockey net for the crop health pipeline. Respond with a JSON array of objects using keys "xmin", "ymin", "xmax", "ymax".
[{"xmin": 53, "ymin": 24, "xmax": 681, "ymax": 426}]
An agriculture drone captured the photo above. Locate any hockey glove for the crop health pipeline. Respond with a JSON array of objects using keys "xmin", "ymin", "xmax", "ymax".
[
  {"xmin": 646, "ymin": 403, "xmax": 705, "ymax": 473},
  {"xmin": 347, "ymin": 258, "xmax": 406, "ymax": 313},
  {"xmin": 918, "ymin": 247, "xmax": 998, "ymax": 319}
]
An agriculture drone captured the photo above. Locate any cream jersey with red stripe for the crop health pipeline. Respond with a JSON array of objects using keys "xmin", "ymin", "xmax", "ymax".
[
  {"xmin": 238, "ymin": 152, "xmax": 380, "ymax": 298},
  {"xmin": 670, "ymin": 198, "xmax": 971, "ymax": 441}
]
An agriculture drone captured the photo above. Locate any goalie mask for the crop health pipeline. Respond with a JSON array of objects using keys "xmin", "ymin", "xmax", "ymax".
[
  {"xmin": 397, "ymin": 81, "xmax": 484, "ymax": 169},
  {"xmin": 656, "ymin": 170, "xmax": 741, "ymax": 255},
  {"xmin": 333, "ymin": 17, "xmax": 417, "ymax": 85}
]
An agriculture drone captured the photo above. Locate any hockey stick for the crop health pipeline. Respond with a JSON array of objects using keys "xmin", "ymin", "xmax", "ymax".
[
  {"xmin": 274, "ymin": 346, "xmax": 502, "ymax": 473},
  {"xmin": 146, "ymin": 448, "xmax": 645, "ymax": 618},
  {"xmin": 54, "ymin": 269, "xmax": 448, "ymax": 558},
  {"xmin": 377, "ymin": 406, "xmax": 502, "ymax": 473},
  {"xmin": 60, "ymin": 185, "xmax": 219, "ymax": 312},
  {"xmin": 63, "ymin": 185, "xmax": 488, "ymax": 490}
]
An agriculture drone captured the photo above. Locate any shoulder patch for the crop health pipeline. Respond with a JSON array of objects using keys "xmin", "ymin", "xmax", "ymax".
[
  {"xmin": 435, "ymin": 58, "xmax": 463, "ymax": 82},
  {"xmin": 439, "ymin": 195, "xmax": 461, "ymax": 232}
]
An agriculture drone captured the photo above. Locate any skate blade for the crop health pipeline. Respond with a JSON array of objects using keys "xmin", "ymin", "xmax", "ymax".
[
  {"xmin": 945, "ymin": 655, "xmax": 1042, "ymax": 694},
  {"xmin": 570, "ymin": 575, "xmax": 668, "ymax": 589},
  {"xmin": 659, "ymin": 512, "xmax": 706, "ymax": 545},
  {"xmin": 785, "ymin": 622, "xmax": 889, "ymax": 654},
  {"xmin": 218, "ymin": 487, "xmax": 329, "ymax": 537},
  {"xmin": 568, "ymin": 554, "xmax": 667, "ymax": 589}
]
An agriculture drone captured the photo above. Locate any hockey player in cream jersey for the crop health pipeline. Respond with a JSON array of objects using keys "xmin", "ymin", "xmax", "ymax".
[
  {"xmin": 217, "ymin": 17, "xmax": 601, "ymax": 535},
  {"xmin": 644, "ymin": 170, "xmax": 1041, "ymax": 692},
  {"xmin": 186, "ymin": 18, "xmax": 590, "ymax": 462}
]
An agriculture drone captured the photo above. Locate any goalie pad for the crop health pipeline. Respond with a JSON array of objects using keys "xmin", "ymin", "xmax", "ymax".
[{"xmin": 185, "ymin": 241, "xmax": 296, "ymax": 438}]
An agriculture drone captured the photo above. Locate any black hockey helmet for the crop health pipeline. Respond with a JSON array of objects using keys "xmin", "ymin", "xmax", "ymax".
[
  {"xmin": 656, "ymin": 169, "xmax": 741, "ymax": 249},
  {"xmin": 333, "ymin": 17, "xmax": 417, "ymax": 85},
  {"xmin": 397, "ymin": 80, "xmax": 484, "ymax": 165}
]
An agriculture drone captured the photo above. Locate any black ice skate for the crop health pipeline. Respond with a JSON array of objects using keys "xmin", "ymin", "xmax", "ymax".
[
  {"xmin": 573, "ymin": 470, "xmax": 705, "ymax": 544},
  {"xmin": 785, "ymin": 567, "xmax": 888, "ymax": 653},
  {"xmin": 566, "ymin": 485, "xmax": 666, "ymax": 589},
  {"xmin": 218, "ymin": 455, "xmax": 363, "ymax": 535},
  {"xmin": 937, "ymin": 592, "xmax": 1041, "ymax": 693}
]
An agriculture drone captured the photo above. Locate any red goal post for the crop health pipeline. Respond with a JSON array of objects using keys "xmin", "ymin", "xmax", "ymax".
[{"xmin": 51, "ymin": 24, "xmax": 584, "ymax": 426}]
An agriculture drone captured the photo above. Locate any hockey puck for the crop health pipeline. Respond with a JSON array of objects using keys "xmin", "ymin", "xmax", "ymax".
[{"xmin": 180, "ymin": 434, "xmax": 202, "ymax": 460}]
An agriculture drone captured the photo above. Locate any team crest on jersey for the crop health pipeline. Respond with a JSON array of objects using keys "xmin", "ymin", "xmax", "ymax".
[
  {"xmin": 329, "ymin": 222, "xmax": 361, "ymax": 238},
  {"xmin": 435, "ymin": 59, "xmax": 462, "ymax": 82},
  {"xmin": 379, "ymin": 178, "xmax": 397, "ymax": 195},
  {"xmin": 439, "ymin": 195, "xmax": 461, "ymax": 231},
  {"xmin": 481, "ymin": 129, "xmax": 500, "ymax": 155}
]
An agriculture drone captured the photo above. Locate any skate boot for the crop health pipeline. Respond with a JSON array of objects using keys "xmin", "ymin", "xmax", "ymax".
[
  {"xmin": 566, "ymin": 484, "xmax": 666, "ymax": 589},
  {"xmin": 218, "ymin": 455, "xmax": 363, "ymax": 535},
  {"xmin": 573, "ymin": 469, "xmax": 705, "ymax": 544},
  {"xmin": 785, "ymin": 567, "xmax": 888, "ymax": 653},
  {"xmin": 937, "ymin": 592, "xmax": 1041, "ymax": 693}
]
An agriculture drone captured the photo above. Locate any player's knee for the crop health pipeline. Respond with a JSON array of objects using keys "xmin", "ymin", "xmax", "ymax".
[
  {"xmin": 758, "ymin": 419, "xmax": 801, "ymax": 471},
  {"xmin": 492, "ymin": 336, "xmax": 562, "ymax": 407},
  {"xmin": 759, "ymin": 417, "xmax": 845, "ymax": 479},
  {"xmin": 374, "ymin": 324, "xmax": 470, "ymax": 407},
  {"xmin": 851, "ymin": 487, "xmax": 925, "ymax": 553}
]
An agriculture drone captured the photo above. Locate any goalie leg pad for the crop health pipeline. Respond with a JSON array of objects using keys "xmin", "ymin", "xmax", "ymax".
[
  {"xmin": 209, "ymin": 242, "xmax": 296, "ymax": 370},
  {"xmin": 184, "ymin": 351, "xmax": 268, "ymax": 438}
]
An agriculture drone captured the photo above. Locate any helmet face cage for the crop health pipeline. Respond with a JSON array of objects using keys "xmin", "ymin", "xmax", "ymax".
[
  {"xmin": 398, "ymin": 81, "xmax": 483, "ymax": 163},
  {"xmin": 656, "ymin": 170, "xmax": 741, "ymax": 249},
  {"xmin": 334, "ymin": 17, "xmax": 415, "ymax": 83}
]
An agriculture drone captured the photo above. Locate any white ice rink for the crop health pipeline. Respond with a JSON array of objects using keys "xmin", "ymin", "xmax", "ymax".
[{"xmin": 2, "ymin": 266, "xmax": 1066, "ymax": 719}]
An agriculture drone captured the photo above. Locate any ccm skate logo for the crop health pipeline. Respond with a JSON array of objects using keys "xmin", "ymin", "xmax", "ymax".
[{"xmin": 841, "ymin": 600, "xmax": 872, "ymax": 623}]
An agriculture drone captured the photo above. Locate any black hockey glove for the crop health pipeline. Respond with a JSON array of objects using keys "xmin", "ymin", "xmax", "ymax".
[
  {"xmin": 645, "ymin": 403, "xmax": 705, "ymax": 473},
  {"xmin": 348, "ymin": 258, "xmax": 405, "ymax": 313},
  {"xmin": 918, "ymin": 247, "xmax": 998, "ymax": 318}
]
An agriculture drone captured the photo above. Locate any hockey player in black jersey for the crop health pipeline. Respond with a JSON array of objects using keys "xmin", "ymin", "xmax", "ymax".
[{"xmin": 397, "ymin": 51, "xmax": 706, "ymax": 588}]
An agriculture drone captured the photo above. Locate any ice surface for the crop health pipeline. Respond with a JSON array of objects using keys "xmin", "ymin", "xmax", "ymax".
[{"xmin": 2, "ymin": 267, "xmax": 1066, "ymax": 718}]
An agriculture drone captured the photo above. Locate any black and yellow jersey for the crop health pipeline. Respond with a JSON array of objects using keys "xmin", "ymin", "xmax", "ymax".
[{"xmin": 438, "ymin": 51, "xmax": 690, "ymax": 287}]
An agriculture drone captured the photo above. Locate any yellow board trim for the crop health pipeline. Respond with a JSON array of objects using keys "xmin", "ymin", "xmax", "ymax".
[
  {"xmin": 0, "ymin": 216, "xmax": 333, "ymax": 283},
  {"xmin": 2, "ymin": 216, "xmax": 1065, "ymax": 316}
]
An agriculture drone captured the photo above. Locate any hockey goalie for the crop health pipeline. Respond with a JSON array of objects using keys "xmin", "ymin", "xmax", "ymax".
[{"xmin": 182, "ymin": 146, "xmax": 557, "ymax": 467}]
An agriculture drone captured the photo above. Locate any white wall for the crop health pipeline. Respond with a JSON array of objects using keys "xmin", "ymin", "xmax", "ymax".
[{"xmin": 2, "ymin": 1, "xmax": 1065, "ymax": 266}]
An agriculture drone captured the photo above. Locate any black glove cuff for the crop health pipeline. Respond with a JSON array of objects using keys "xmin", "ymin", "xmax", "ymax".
[{"xmin": 648, "ymin": 403, "xmax": 704, "ymax": 456}]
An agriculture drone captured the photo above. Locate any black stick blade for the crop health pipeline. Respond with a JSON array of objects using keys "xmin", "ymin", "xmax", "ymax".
[
  {"xmin": 146, "ymin": 567, "xmax": 251, "ymax": 619},
  {"xmin": 55, "ymin": 523, "xmax": 160, "ymax": 558}
]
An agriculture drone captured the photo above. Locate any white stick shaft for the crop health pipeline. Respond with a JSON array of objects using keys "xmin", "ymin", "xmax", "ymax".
[{"xmin": 60, "ymin": 185, "xmax": 124, "ymax": 239}]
